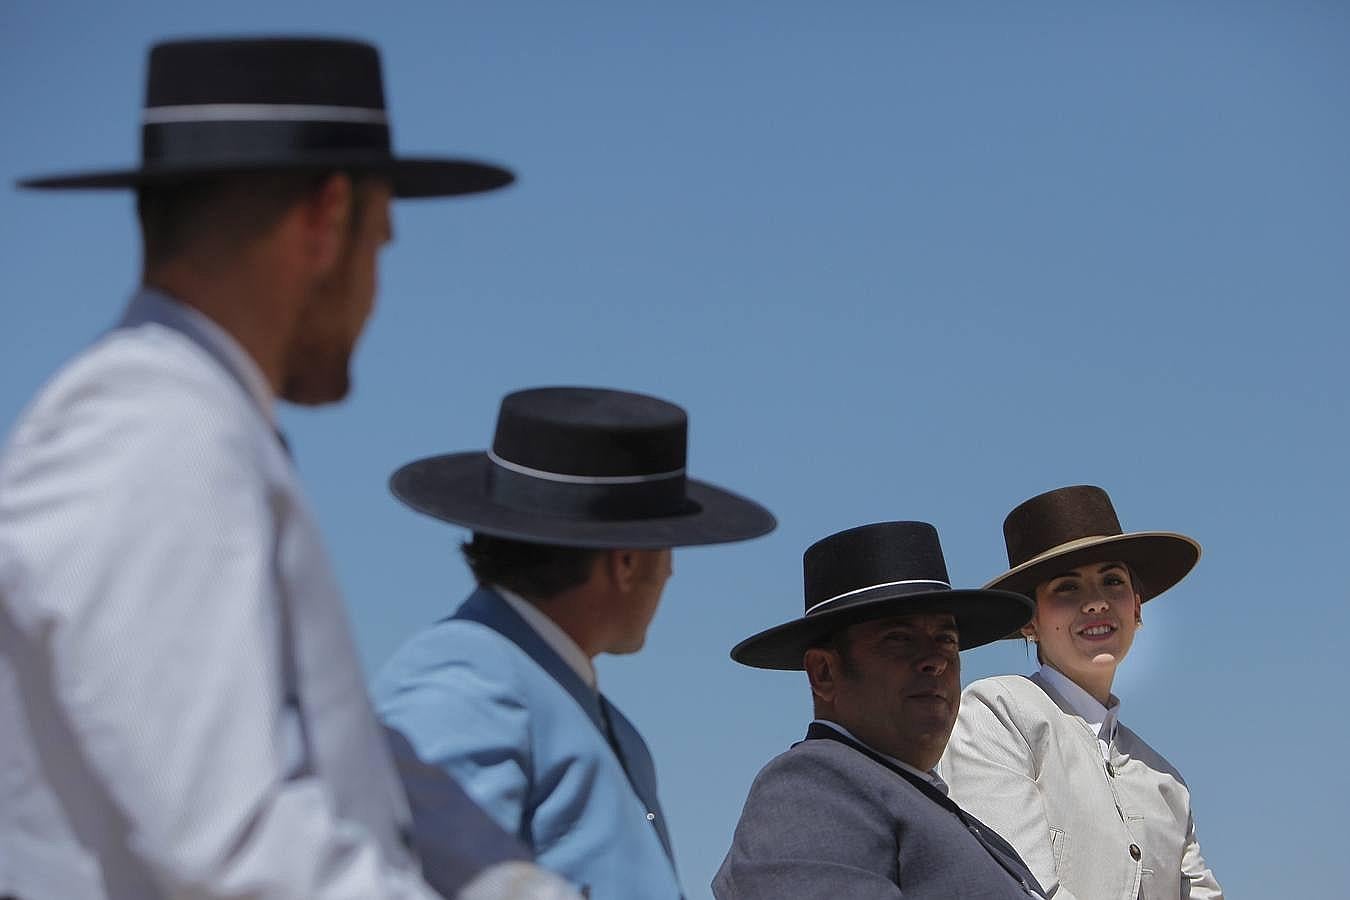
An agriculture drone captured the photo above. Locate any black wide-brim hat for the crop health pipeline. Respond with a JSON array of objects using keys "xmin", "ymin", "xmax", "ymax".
[
  {"xmin": 985, "ymin": 485, "xmax": 1201, "ymax": 620},
  {"xmin": 17, "ymin": 37, "xmax": 513, "ymax": 198},
  {"xmin": 391, "ymin": 387, "xmax": 776, "ymax": 548},
  {"xmin": 731, "ymin": 522, "xmax": 1034, "ymax": 670}
]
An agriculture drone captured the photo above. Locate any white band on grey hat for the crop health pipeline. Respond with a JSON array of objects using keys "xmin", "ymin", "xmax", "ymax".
[
  {"xmin": 805, "ymin": 579, "xmax": 952, "ymax": 616},
  {"xmin": 487, "ymin": 449, "xmax": 685, "ymax": 485},
  {"xmin": 143, "ymin": 104, "xmax": 389, "ymax": 125}
]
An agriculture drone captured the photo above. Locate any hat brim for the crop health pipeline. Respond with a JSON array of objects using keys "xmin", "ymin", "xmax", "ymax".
[
  {"xmin": 390, "ymin": 452, "xmax": 776, "ymax": 549},
  {"xmin": 17, "ymin": 154, "xmax": 514, "ymax": 198},
  {"xmin": 730, "ymin": 586, "xmax": 1035, "ymax": 671},
  {"xmin": 984, "ymin": 531, "xmax": 1200, "ymax": 634}
]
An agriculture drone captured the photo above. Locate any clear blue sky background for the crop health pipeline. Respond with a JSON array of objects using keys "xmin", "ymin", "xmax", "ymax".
[{"xmin": 4, "ymin": 2, "xmax": 1347, "ymax": 896}]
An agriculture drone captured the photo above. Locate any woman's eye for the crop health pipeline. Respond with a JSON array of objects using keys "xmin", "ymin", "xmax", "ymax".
[{"xmin": 1053, "ymin": 581, "xmax": 1078, "ymax": 593}]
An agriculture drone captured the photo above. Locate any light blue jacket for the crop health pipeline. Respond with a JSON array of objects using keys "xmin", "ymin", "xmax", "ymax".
[{"xmin": 375, "ymin": 587, "xmax": 684, "ymax": 900}]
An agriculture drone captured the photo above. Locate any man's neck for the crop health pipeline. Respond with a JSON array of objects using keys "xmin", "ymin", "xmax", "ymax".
[
  {"xmin": 144, "ymin": 260, "xmax": 298, "ymax": 396},
  {"xmin": 493, "ymin": 586, "xmax": 598, "ymax": 689},
  {"xmin": 523, "ymin": 587, "xmax": 616, "ymax": 660}
]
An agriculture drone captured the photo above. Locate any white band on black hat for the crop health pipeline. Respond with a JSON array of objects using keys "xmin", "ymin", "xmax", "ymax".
[
  {"xmin": 143, "ymin": 104, "xmax": 389, "ymax": 125},
  {"xmin": 487, "ymin": 449, "xmax": 685, "ymax": 485},
  {"xmin": 805, "ymin": 579, "xmax": 951, "ymax": 616}
]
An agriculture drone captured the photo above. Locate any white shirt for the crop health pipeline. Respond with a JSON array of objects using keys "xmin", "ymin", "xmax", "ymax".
[
  {"xmin": 811, "ymin": 719, "xmax": 951, "ymax": 795},
  {"xmin": 496, "ymin": 586, "xmax": 597, "ymax": 688},
  {"xmin": 1037, "ymin": 664, "xmax": 1121, "ymax": 764},
  {"xmin": 0, "ymin": 288, "xmax": 576, "ymax": 900}
]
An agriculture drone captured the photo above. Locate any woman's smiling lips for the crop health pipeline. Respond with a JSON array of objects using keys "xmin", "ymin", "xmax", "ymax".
[{"xmin": 1076, "ymin": 620, "xmax": 1118, "ymax": 641}]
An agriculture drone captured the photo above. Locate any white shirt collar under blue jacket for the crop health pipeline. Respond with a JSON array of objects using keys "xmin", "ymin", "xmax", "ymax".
[
  {"xmin": 120, "ymin": 286, "xmax": 277, "ymax": 427},
  {"xmin": 495, "ymin": 586, "xmax": 598, "ymax": 689},
  {"xmin": 811, "ymin": 719, "xmax": 950, "ymax": 795},
  {"xmin": 1038, "ymin": 663, "xmax": 1120, "ymax": 763}
]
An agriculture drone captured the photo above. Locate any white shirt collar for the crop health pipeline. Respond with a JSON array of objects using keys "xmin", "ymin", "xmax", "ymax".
[
  {"xmin": 494, "ymin": 586, "xmax": 597, "ymax": 689},
  {"xmin": 121, "ymin": 287, "xmax": 277, "ymax": 426},
  {"xmin": 1038, "ymin": 663, "xmax": 1120, "ymax": 748},
  {"xmin": 811, "ymin": 719, "xmax": 949, "ymax": 795}
]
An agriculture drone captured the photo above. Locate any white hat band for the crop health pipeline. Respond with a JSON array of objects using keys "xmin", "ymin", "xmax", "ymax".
[
  {"xmin": 487, "ymin": 449, "xmax": 685, "ymax": 485},
  {"xmin": 143, "ymin": 104, "xmax": 389, "ymax": 125},
  {"xmin": 806, "ymin": 579, "xmax": 952, "ymax": 616}
]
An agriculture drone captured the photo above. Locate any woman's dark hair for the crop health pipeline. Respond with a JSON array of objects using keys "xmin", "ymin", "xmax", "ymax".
[{"xmin": 460, "ymin": 533, "xmax": 601, "ymax": 600}]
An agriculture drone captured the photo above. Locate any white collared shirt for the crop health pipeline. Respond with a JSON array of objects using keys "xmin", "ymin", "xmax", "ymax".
[
  {"xmin": 811, "ymin": 719, "xmax": 950, "ymax": 795},
  {"xmin": 122, "ymin": 286, "xmax": 277, "ymax": 425},
  {"xmin": 496, "ymin": 586, "xmax": 598, "ymax": 689},
  {"xmin": 1038, "ymin": 664, "xmax": 1121, "ymax": 764}
]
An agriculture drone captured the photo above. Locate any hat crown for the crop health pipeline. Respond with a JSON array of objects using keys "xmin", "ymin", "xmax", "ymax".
[
  {"xmin": 492, "ymin": 387, "xmax": 687, "ymax": 479},
  {"xmin": 1003, "ymin": 485, "xmax": 1123, "ymax": 568},
  {"xmin": 146, "ymin": 38, "xmax": 386, "ymax": 109},
  {"xmin": 803, "ymin": 522, "xmax": 951, "ymax": 614}
]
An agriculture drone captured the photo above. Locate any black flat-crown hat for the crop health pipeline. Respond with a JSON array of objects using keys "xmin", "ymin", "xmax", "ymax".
[
  {"xmin": 984, "ymin": 485, "xmax": 1201, "ymax": 616},
  {"xmin": 18, "ymin": 37, "xmax": 513, "ymax": 196},
  {"xmin": 390, "ymin": 387, "xmax": 776, "ymax": 548},
  {"xmin": 730, "ymin": 522, "xmax": 1034, "ymax": 670}
]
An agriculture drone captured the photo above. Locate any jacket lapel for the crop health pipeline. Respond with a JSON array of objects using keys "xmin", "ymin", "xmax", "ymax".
[
  {"xmin": 452, "ymin": 588, "xmax": 607, "ymax": 732},
  {"xmin": 805, "ymin": 723, "xmax": 1044, "ymax": 897},
  {"xmin": 452, "ymin": 588, "xmax": 677, "ymax": 866}
]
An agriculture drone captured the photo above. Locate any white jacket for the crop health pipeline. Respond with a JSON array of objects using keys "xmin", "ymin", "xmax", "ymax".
[{"xmin": 940, "ymin": 672, "xmax": 1222, "ymax": 900}]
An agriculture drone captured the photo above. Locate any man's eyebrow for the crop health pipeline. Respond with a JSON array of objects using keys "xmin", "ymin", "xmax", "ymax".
[{"xmin": 879, "ymin": 619, "xmax": 958, "ymax": 632}]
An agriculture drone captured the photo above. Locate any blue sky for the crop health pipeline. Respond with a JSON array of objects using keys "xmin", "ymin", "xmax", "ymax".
[{"xmin": 4, "ymin": 2, "xmax": 1347, "ymax": 895}]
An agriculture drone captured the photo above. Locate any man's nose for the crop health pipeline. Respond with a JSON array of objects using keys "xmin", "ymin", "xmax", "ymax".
[{"xmin": 916, "ymin": 651, "xmax": 949, "ymax": 675}]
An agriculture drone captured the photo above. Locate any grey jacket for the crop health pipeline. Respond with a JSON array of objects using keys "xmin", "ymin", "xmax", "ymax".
[
  {"xmin": 713, "ymin": 724, "xmax": 1045, "ymax": 899},
  {"xmin": 940, "ymin": 673, "xmax": 1222, "ymax": 900}
]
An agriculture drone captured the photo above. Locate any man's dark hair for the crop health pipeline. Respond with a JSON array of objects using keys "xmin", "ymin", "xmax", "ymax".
[
  {"xmin": 137, "ymin": 170, "xmax": 371, "ymax": 268},
  {"xmin": 808, "ymin": 625, "xmax": 859, "ymax": 678},
  {"xmin": 461, "ymin": 533, "xmax": 601, "ymax": 600}
]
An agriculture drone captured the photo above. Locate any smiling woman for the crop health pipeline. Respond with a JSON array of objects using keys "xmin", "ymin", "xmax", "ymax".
[{"xmin": 937, "ymin": 485, "xmax": 1224, "ymax": 900}]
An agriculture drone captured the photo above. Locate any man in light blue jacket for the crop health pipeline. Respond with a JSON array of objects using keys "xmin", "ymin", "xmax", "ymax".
[{"xmin": 375, "ymin": 386, "xmax": 777, "ymax": 899}]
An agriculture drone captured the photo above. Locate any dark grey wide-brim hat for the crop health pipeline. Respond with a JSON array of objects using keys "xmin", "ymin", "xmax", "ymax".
[
  {"xmin": 731, "ymin": 522, "xmax": 1034, "ymax": 670},
  {"xmin": 18, "ymin": 37, "xmax": 513, "ymax": 198},
  {"xmin": 391, "ymin": 387, "xmax": 776, "ymax": 548}
]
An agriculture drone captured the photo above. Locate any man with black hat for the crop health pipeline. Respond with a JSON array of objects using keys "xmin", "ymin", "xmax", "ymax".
[
  {"xmin": 712, "ymin": 522, "xmax": 1047, "ymax": 899},
  {"xmin": 0, "ymin": 37, "xmax": 575, "ymax": 900},
  {"xmin": 374, "ymin": 386, "xmax": 777, "ymax": 900}
]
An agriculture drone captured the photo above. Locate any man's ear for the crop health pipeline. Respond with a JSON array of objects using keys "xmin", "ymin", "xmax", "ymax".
[
  {"xmin": 293, "ymin": 172, "xmax": 353, "ymax": 275},
  {"xmin": 803, "ymin": 647, "xmax": 839, "ymax": 704},
  {"xmin": 603, "ymin": 549, "xmax": 640, "ymax": 594}
]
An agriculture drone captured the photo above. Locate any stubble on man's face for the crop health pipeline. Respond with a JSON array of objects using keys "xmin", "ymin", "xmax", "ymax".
[{"xmin": 281, "ymin": 182, "xmax": 392, "ymax": 406}]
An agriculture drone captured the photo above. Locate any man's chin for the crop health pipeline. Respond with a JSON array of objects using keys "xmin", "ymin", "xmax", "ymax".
[{"xmin": 281, "ymin": 370, "xmax": 352, "ymax": 406}]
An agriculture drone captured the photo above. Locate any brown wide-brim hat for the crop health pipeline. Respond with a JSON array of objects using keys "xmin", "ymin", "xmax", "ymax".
[
  {"xmin": 17, "ymin": 37, "xmax": 513, "ymax": 198},
  {"xmin": 984, "ymin": 486, "xmax": 1201, "ymax": 618}
]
